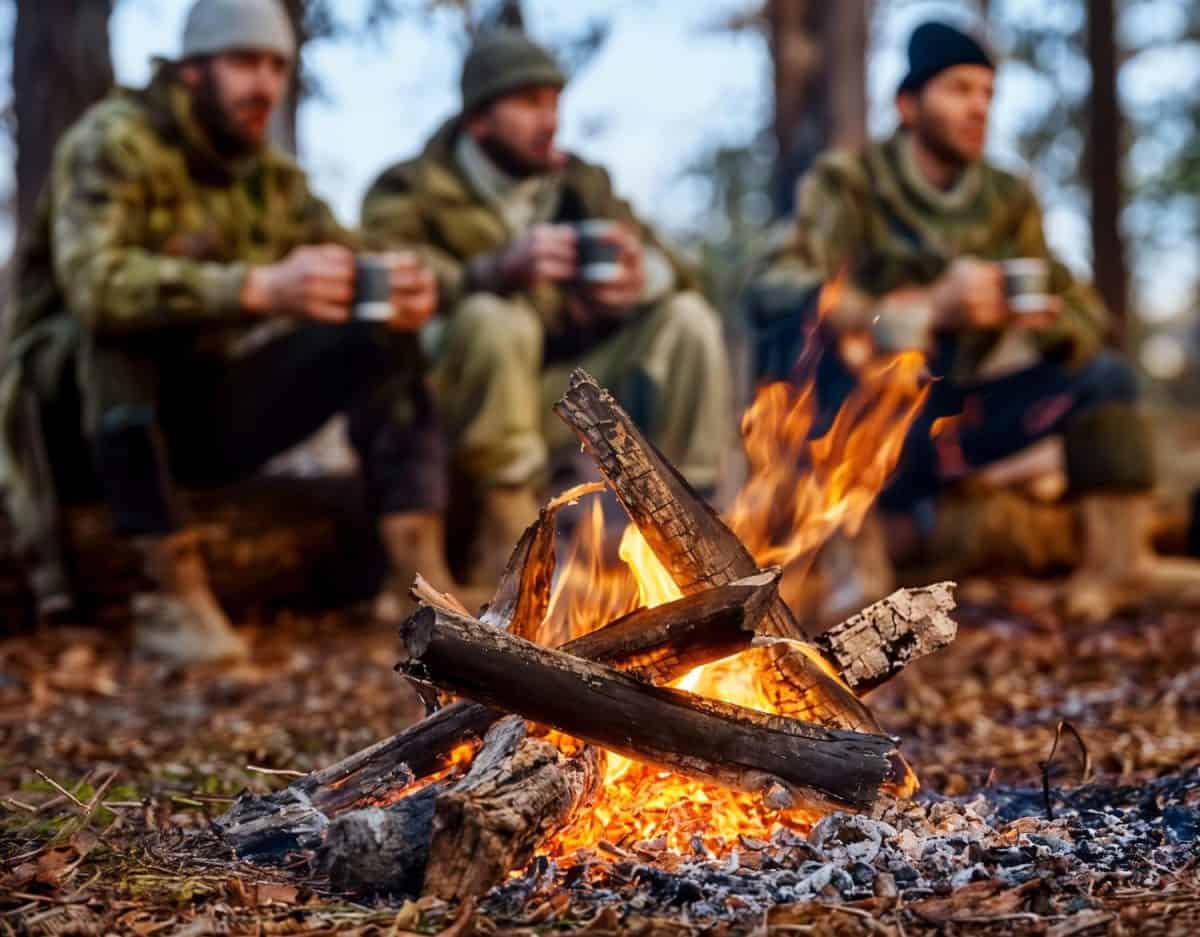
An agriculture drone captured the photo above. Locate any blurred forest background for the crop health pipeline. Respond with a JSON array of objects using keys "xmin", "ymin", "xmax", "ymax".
[{"xmin": 2, "ymin": 0, "xmax": 1199, "ymax": 392}]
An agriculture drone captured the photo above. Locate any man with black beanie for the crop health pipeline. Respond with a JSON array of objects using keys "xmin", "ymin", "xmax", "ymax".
[{"xmin": 760, "ymin": 19, "xmax": 1200, "ymax": 622}]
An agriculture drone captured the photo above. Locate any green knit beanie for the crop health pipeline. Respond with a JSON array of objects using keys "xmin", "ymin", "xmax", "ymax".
[{"xmin": 460, "ymin": 29, "xmax": 566, "ymax": 114}]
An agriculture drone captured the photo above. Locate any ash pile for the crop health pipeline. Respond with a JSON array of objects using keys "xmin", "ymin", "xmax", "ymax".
[{"xmin": 483, "ymin": 765, "xmax": 1200, "ymax": 926}]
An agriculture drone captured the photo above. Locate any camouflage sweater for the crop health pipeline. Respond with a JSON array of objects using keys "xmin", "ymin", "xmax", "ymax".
[
  {"xmin": 360, "ymin": 117, "xmax": 697, "ymax": 334},
  {"xmin": 767, "ymin": 131, "xmax": 1109, "ymax": 377},
  {"xmin": 5, "ymin": 68, "xmax": 352, "ymax": 362}
]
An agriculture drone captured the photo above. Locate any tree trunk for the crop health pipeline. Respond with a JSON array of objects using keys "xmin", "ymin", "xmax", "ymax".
[
  {"xmin": 765, "ymin": 0, "xmax": 870, "ymax": 217},
  {"xmin": 271, "ymin": 0, "xmax": 307, "ymax": 153},
  {"xmin": 13, "ymin": 0, "xmax": 115, "ymax": 234},
  {"xmin": 1086, "ymin": 0, "xmax": 1129, "ymax": 343}
]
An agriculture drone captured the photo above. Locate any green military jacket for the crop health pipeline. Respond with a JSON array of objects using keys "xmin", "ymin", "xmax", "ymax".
[
  {"xmin": 5, "ymin": 66, "xmax": 352, "ymax": 368},
  {"xmin": 767, "ymin": 131, "xmax": 1109, "ymax": 377},
  {"xmin": 0, "ymin": 68, "xmax": 354, "ymax": 557},
  {"xmin": 359, "ymin": 117, "xmax": 697, "ymax": 333}
]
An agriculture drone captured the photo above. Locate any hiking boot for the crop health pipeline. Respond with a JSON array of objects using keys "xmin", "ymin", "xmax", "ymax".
[
  {"xmin": 376, "ymin": 512, "xmax": 490, "ymax": 622},
  {"xmin": 132, "ymin": 529, "xmax": 248, "ymax": 664},
  {"xmin": 1065, "ymin": 493, "xmax": 1200, "ymax": 623},
  {"xmin": 467, "ymin": 485, "xmax": 541, "ymax": 589}
]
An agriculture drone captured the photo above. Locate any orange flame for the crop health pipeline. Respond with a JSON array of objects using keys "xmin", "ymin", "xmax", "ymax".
[{"xmin": 535, "ymin": 277, "xmax": 929, "ymax": 856}]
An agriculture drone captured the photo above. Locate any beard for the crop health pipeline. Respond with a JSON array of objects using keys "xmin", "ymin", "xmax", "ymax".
[
  {"xmin": 914, "ymin": 109, "xmax": 975, "ymax": 174},
  {"xmin": 476, "ymin": 131, "xmax": 554, "ymax": 180},
  {"xmin": 192, "ymin": 65, "xmax": 273, "ymax": 158}
]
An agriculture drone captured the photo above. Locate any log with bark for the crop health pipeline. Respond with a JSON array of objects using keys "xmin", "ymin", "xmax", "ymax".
[
  {"xmin": 320, "ymin": 716, "xmax": 602, "ymax": 900},
  {"xmin": 399, "ymin": 605, "xmax": 898, "ymax": 811},
  {"xmin": 218, "ymin": 570, "xmax": 781, "ymax": 853},
  {"xmin": 554, "ymin": 368, "xmax": 884, "ymax": 733},
  {"xmin": 812, "ymin": 582, "xmax": 957, "ymax": 693}
]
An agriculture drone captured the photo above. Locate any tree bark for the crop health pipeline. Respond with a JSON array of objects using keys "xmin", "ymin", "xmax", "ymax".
[
  {"xmin": 812, "ymin": 583, "xmax": 957, "ymax": 693},
  {"xmin": 553, "ymin": 368, "xmax": 883, "ymax": 735},
  {"xmin": 319, "ymin": 717, "xmax": 601, "ymax": 899},
  {"xmin": 13, "ymin": 0, "xmax": 115, "ymax": 233},
  {"xmin": 1085, "ymin": 0, "xmax": 1129, "ymax": 343},
  {"xmin": 399, "ymin": 605, "xmax": 898, "ymax": 811},
  {"xmin": 765, "ymin": 0, "xmax": 870, "ymax": 217},
  {"xmin": 423, "ymin": 717, "xmax": 601, "ymax": 901}
]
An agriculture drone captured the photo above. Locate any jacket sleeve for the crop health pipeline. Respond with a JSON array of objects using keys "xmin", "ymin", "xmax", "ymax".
[
  {"xmin": 768, "ymin": 158, "xmax": 871, "ymax": 290},
  {"xmin": 1013, "ymin": 183, "xmax": 1108, "ymax": 364},
  {"xmin": 360, "ymin": 170, "xmax": 468, "ymax": 307},
  {"xmin": 50, "ymin": 119, "xmax": 250, "ymax": 335}
]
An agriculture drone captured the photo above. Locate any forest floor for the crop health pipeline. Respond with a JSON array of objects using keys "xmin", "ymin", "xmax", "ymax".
[{"xmin": 1, "ymin": 593, "xmax": 1198, "ymax": 936}]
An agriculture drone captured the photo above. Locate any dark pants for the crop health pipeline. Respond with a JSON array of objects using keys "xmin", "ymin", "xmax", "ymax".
[
  {"xmin": 84, "ymin": 323, "xmax": 446, "ymax": 536},
  {"xmin": 876, "ymin": 350, "xmax": 1139, "ymax": 511}
]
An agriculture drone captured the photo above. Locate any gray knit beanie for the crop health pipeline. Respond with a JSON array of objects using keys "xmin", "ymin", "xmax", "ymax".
[
  {"xmin": 180, "ymin": 0, "xmax": 296, "ymax": 61},
  {"xmin": 460, "ymin": 29, "xmax": 566, "ymax": 114}
]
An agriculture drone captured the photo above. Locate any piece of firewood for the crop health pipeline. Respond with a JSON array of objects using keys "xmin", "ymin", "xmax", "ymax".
[
  {"xmin": 812, "ymin": 582, "xmax": 957, "ymax": 693},
  {"xmin": 553, "ymin": 368, "xmax": 882, "ymax": 734},
  {"xmin": 479, "ymin": 481, "xmax": 605, "ymax": 638},
  {"xmin": 303, "ymin": 570, "xmax": 779, "ymax": 817},
  {"xmin": 317, "ymin": 717, "xmax": 602, "ymax": 899},
  {"xmin": 423, "ymin": 716, "xmax": 602, "ymax": 900},
  {"xmin": 399, "ymin": 605, "xmax": 898, "ymax": 811}
]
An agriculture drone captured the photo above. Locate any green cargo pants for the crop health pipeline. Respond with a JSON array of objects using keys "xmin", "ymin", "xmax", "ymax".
[{"xmin": 432, "ymin": 291, "xmax": 732, "ymax": 490}]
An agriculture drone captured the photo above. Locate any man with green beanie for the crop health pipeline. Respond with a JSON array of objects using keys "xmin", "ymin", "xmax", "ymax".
[
  {"xmin": 760, "ymin": 19, "xmax": 1200, "ymax": 621},
  {"xmin": 0, "ymin": 0, "xmax": 467, "ymax": 661},
  {"xmin": 362, "ymin": 29, "xmax": 732, "ymax": 584}
]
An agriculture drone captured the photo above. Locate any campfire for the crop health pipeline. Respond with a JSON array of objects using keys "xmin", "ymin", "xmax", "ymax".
[{"xmin": 215, "ymin": 367, "xmax": 958, "ymax": 903}]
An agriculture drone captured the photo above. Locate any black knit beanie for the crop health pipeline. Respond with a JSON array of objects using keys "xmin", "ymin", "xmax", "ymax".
[{"xmin": 899, "ymin": 21, "xmax": 994, "ymax": 94}]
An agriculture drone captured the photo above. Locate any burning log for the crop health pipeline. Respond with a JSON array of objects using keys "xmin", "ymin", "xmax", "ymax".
[
  {"xmin": 423, "ymin": 717, "xmax": 602, "ymax": 901},
  {"xmin": 554, "ymin": 369, "xmax": 884, "ymax": 733},
  {"xmin": 812, "ymin": 582, "xmax": 957, "ymax": 693},
  {"xmin": 320, "ymin": 717, "xmax": 602, "ymax": 900},
  {"xmin": 399, "ymin": 604, "xmax": 898, "ymax": 811},
  {"xmin": 218, "ymin": 570, "xmax": 780, "ymax": 852}
]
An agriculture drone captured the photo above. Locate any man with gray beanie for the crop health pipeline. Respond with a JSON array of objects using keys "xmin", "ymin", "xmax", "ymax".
[
  {"xmin": 362, "ymin": 29, "xmax": 733, "ymax": 586},
  {"xmin": 0, "ymin": 0, "xmax": 467, "ymax": 663}
]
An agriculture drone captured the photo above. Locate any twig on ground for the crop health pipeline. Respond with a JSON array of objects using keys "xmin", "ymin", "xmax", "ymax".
[
  {"xmin": 245, "ymin": 765, "xmax": 308, "ymax": 779},
  {"xmin": 33, "ymin": 769, "xmax": 88, "ymax": 812}
]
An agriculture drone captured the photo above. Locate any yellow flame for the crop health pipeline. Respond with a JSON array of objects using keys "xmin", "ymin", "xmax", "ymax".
[{"xmin": 537, "ymin": 282, "xmax": 928, "ymax": 855}]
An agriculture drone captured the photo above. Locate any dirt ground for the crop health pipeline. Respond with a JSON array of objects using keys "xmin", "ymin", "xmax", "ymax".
[{"xmin": 1, "ymin": 594, "xmax": 1198, "ymax": 935}]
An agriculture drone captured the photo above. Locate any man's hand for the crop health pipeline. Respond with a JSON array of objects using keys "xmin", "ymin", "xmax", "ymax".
[
  {"xmin": 242, "ymin": 244, "xmax": 354, "ymax": 323},
  {"xmin": 493, "ymin": 224, "xmax": 577, "ymax": 290},
  {"xmin": 384, "ymin": 251, "xmax": 438, "ymax": 332},
  {"xmin": 931, "ymin": 257, "xmax": 1007, "ymax": 328},
  {"xmin": 583, "ymin": 222, "xmax": 645, "ymax": 311}
]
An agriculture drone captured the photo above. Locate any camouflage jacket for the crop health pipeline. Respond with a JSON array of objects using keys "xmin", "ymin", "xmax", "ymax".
[
  {"xmin": 766, "ymin": 131, "xmax": 1108, "ymax": 377},
  {"xmin": 5, "ymin": 67, "xmax": 353, "ymax": 364},
  {"xmin": 360, "ymin": 117, "xmax": 698, "ymax": 333}
]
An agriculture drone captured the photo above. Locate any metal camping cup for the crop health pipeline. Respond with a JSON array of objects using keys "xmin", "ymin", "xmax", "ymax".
[
  {"xmin": 353, "ymin": 255, "xmax": 393, "ymax": 321},
  {"xmin": 573, "ymin": 220, "xmax": 623, "ymax": 284},
  {"xmin": 1001, "ymin": 258, "xmax": 1051, "ymax": 314}
]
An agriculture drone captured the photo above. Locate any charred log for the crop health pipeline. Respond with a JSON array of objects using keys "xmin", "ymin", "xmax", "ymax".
[
  {"xmin": 400, "ymin": 605, "xmax": 897, "ymax": 811},
  {"xmin": 318, "ymin": 717, "xmax": 601, "ymax": 900},
  {"xmin": 554, "ymin": 368, "xmax": 882, "ymax": 733},
  {"xmin": 423, "ymin": 717, "xmax": 602, "ymax": 901},
  {"xmin": 305, "ymin": 570, "xmax": 778, "ymax": 816}
]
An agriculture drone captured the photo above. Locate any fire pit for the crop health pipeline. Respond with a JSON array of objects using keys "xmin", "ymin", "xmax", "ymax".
[{"xmin": 215, "ymin": 370, "xmax": 961, "ymax": 905}]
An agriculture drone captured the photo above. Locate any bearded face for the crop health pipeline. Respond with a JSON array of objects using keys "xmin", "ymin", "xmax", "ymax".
[
  {"xmin": 899, "ymin": 64, "xmax": 994, "ymax": 169},
  {"xmin": 186, "ymin": 50, "xmax": 290, "ymax": 155},
  {"xmin": 465, "ymin": 85, "xmax": 564, "ymax": 179}
]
